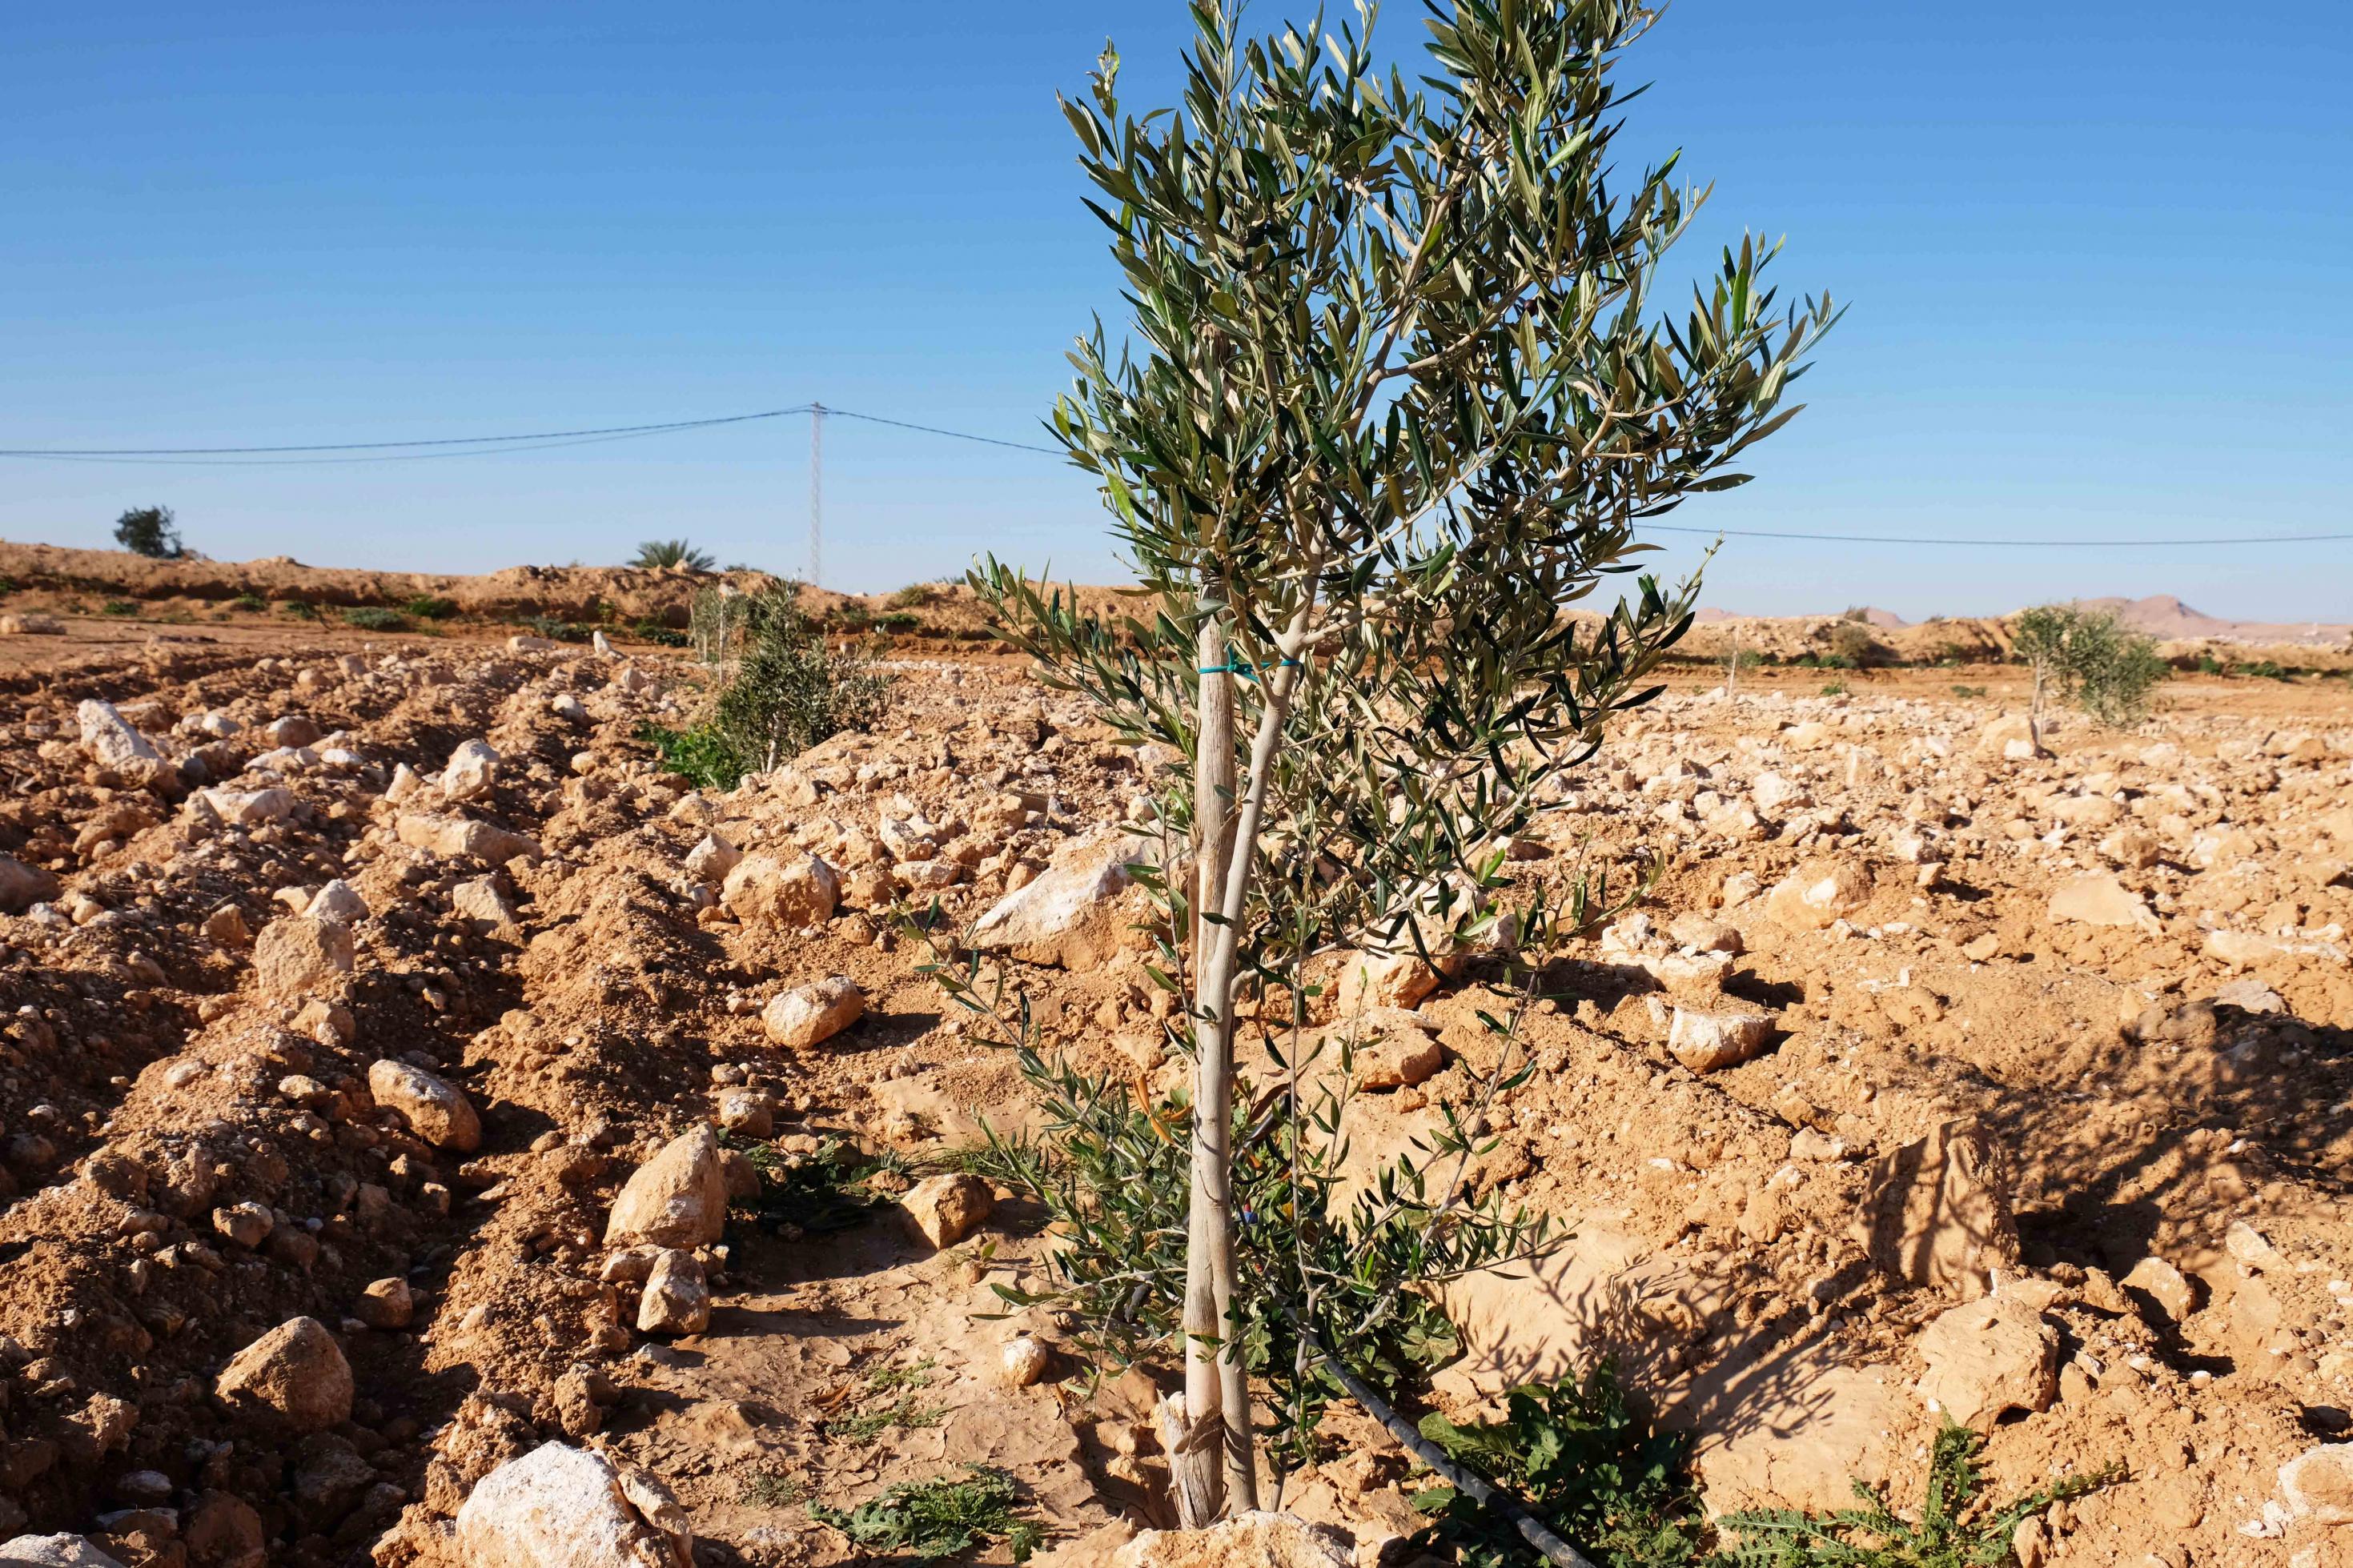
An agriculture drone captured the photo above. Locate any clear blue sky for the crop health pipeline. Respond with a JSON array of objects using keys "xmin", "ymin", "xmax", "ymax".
[{"xmin": 2, "ymin": 2, "xmax": 2347, "ymax": 620}]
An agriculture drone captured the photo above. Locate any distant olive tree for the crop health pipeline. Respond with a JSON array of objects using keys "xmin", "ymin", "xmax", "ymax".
[
  {"xmin": 113, "ymin": 505, "xmax": 183, "ymax": 559},
  {"xmin": 963, "ymin": 0, "xmax": 1834, "ymax": 1538},
  {"xmin": 2014, "ymin": 603, "xmax": 2167, "ymax": 737}
]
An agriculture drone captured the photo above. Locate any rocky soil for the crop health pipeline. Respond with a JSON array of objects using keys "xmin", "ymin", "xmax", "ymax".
[{"xmin": 0, "ymin": 615, "xmax": 2348, "ymax": 1568}]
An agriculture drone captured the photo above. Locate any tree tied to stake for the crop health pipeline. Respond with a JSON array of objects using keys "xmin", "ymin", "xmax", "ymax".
[{"xmin": 974, "ymin": 0, "xmax": 1834, "ymax": 1528}]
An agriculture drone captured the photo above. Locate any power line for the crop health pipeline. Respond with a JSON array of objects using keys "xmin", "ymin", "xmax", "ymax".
[
  {"xmin": 2, "ymin": 400, "xmax": 2344, "ymax": 551},
  {"xmin": 819, "ymin": 405, "xmax": 1064, "ymax": 455},
  {"xmin": 1636, "ymin": 522, "xmax": 2353, "ymax": 547},
  {"xmin": 0, "ymin": 407, "xmax": 808, "ymax": 458}
]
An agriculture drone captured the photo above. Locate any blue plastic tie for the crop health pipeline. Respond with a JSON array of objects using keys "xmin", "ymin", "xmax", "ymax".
[{"xmin": 1196, "ymin": 659, "xmax": 1301, "ymax": 681}]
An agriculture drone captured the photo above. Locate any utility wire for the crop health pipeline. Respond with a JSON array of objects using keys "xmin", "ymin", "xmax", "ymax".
[
  {"xmin": 1636, "ymin": 522, "xmax": 2353, "ymax": 547},
  {"xmin": 3, "ymin": 401, "xmax": 2346, "ymax": 548},
  {"xmin": 0, "ymin": 407, "xmax": 807, "ymax": 458},
  {"xmin": 819, "ymin": 405, "xmax": 1064, "ymax": 455}
]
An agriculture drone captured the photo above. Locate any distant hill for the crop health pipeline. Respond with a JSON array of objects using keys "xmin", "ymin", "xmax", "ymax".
[{"xmin": 2073, "ymin": 593, "xmax": 2351, "ymax": 648}]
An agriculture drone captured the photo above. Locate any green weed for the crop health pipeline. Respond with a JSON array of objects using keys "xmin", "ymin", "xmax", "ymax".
[
  {"xmin": 99, "ymin": 600, "xmax": 139, "ymax": 617},
  {"xmin": 341, "ymin": 606, "xmax": 408, "ymax": 632},
  {"xmin": 1412, "ymin": 1365, "xmax": 1709, "ymax": 1568},
  {"xmin": 742, "ymin": 1470, "xmax": 809, "ymax": 1507},
  {"xmin": 726, "ymin": 1134, "xmax": 903, "ymax": 1236},
  {"xmin": 809, "ymin": 1466, "xmax": 1042, "ymax": 1563},
  {"xmin": 828, "ymin": 1394, "xmax": 947, "ymax": 1444},
  {"xmin": 404, "ymin": 594, "xmax": 459, "ymax": 620},
  {"xmin": 1717, "ymin": 1422, "xmax": 2119, "ymax": 1566}
]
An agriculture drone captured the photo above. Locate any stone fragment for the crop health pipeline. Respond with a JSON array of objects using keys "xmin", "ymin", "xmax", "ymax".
[
  {"xmin": 720, "ymin": 852, "xmax": 839, "ymax": 927},
  {"xmin": 367, "ymin": 1060, "xmax": 481, "ymax": 1152},
  {"xmin": 2122, "ymin": 1255, "xmax": 2195, "ymax": 1321},
  {"xmin": 1667, "ymin": 1007, "xmax": 1775, "ymax": 1073},
  {"xmin": 0, "ymin": 612, "xmax": 65, "ymax": 635},
  {"xmin": 202, "ymin": 904, "xmax": 252, "ymax": 948},
  {"xmin": 683, "ymin": 832, "xmax": 741, "ymax": 884},
  {"xmin": 604, "ymin": 1126, "xmax": 729, "ymax": 1249},
  {"xmin": 77, "ymin": 700, "xmax": 163, "ymax": 770},
  {"xmin": 1668, "ymin": 913, "xmax": 1745, "ymax": 954},
  {"xmin": 1851, "ymin": 1118, "xmax": 2019, "ymax": 1298},
  {"xmin": 968, "ymin": 829, "xmax": 1150, "ymax": 968},
  {"xmin": 901, "ymin": 1173, "xmax": 994, "ymax": 1249},
  {"xmin": 1763, "ymin": 858, "xmax": 1870, "ymax": 930},
  {"xmin": 305, "ymin": 879, "xmax": 368, "ymax": 923},
  {"xmin": 1915, "ymin": 1293, "xmax": 2058, "ymax": 1429},
  {"xmin": 636, "ymin": 1250, "xmax": 709, "ymax": 1336},
  {"xmin": 0, "ymin": 854, "xmax": 60, "ymax": 914},
  {"xmin": 264, "ymin": 716, "xmax": 322, "ymax": 748},
  {"xmin": 202, "ymin": 787, "xmax": 293, "ymax": 826},
  {"xmin": 1320, "ymin": 1006, "xmax": 1444, "ymax": 1089},
  {"xmin": 442, "ymin": 738, "xmax": 500, "ymax": 801},
  {"xmin": 395, "ymin": 812, "xmax": 543, "ymax": 866},
  {"xmin": 356, "ymin": 1277, "xmax": 415, "ymax": 1330},
  {"xmin": 714, "ymin": 1089, "xmax": 774, "ymax": 1138},
  {"xmin": 211, "ymin": 1201, "xmax": 273, "ymax": 1249},
  {"xmin": 761, "ymin": 976, "xmax": 865, "ymax": 1050},
  {"xmin": 2279, "ymin": 1444, "xmax": 2353, "ymax": 1526},
  {"xmin": 252, "ymin": 917, "xmax": 355, "ymax": 996},
  {"xmin": 1112, "ymin": 1513, "xmax": 1351, "ymax": 1568},
  {"xmin": 214, "ymin": 1317, "xmax": 353, "ymax": 1432},
  {"xmin": 1001, "ymin": 1336, "xmax": 1050, "ymax": 1388},
  {"xmin": 2047, "ymin": 873, "xmax": 2153, "ymax": 928},
  {"xmin": 0, "ymin": 1537, "xmax": 129, "ymax": 1568},
  {"xmin": 451, "ymin": 876, "xmax": 521, "ymax": 931},
  {"xmin": 454, "ymin": 1442, "xmax": 693, "ymax": 1568}
]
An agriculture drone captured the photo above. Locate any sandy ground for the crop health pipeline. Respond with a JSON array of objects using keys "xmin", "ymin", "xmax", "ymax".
[{"xmin": 0, "ymin": 610, "xmax": 2348, "ymax": 1567}]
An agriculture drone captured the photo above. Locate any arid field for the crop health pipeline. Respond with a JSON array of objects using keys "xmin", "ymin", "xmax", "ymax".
[{"xmin": 0, "ymin": 551, "xmax": 2349, "ymax": 1568}]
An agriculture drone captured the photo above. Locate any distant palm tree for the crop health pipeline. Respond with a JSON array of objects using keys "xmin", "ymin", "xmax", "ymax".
[{"xmin": 632, "ymin": 539, "xmax": 715, "ymax": 571}]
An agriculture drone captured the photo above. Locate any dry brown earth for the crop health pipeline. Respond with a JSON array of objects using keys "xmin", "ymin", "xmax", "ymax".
[{"xmin": 0, "ymin": 591, "xmax": 2348, "ymax": 1566}]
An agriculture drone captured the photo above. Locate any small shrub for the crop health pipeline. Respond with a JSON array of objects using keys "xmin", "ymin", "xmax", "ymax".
[
  {"xmin": 1826, "ymin": 620, "xmax": 1880, "ymax": 668},
  {"xmin": 1412, "ymin": 1365, "xmax": 1709, "ymax": 1568},
  {"xmin": 280, "ymin": 600, "xmax": 317, "ymax": 620},
  {"xmin": 340, "ymin": 606, "xmax": 408, "ymax": 632},
  {"xmin": 632, "ymin": 619, "xmax": 689, "ymax": 648},
  {"xmin": 521, "ymin": 615, "xmax": 591, "ymax": 643},
  {"xmin": 809, "ymin": 1466, "xmax": 1042, "ymax": 1563},
  {"xmin": 2195, "ymin": 652, "xmax": 2225, "ymax": 675},
  {"xmin": 1950, "ymin": 684, "xmax": 1987, "ymax": 699},
  {"xmin": 404, "ymin": 595, "xmax": 458, "ymax": 620},
  {"xmin": 113, "ymin": 505, "xmax": 183, "ymax": 559},
  {"xmin": 673, "ymin": 583, "xmax": 889, "ymax": 783},
  {"xmin": 228, "ymin": 592, "xmax": 267, "ymax": 613},
  {"xmin": 1718, "ymin": 1420, "xmax": 2119, "ymax": 1566},
  {"xmin": 632, "ymin": 538, "xmax": 716, "ymax": 571},
  {"xmin": 725, "ymin": 1133, "xmax": 901, "ymax": 1236},
  {"xmin": 0, "ymin": 575, "xmax": 18, "ymax": 596},
  {"xmin": 888, "ymin": 581, "xmax": 940, "ymax": 609},
  {"xmin": 1839, "ymin": 604, "xmax": 1873, "ymax": 624},
  {"xmin": 1820, "ymin": 681, "xmax": 1848, "ymax": 696},
  {"xmin": 99, "ymin": 600, "xmax": 139, "ymax": 617},
  {"xmin": 875, "ymin": 611, "xmax": 922, "ymax": 633},
  {"xmin": 2245, "ymin": 659, "xmax": 2291, "ymax": 681},
  {"xmin": 835, "ymin": 600, "xmax": 874, "ymax": 632}
]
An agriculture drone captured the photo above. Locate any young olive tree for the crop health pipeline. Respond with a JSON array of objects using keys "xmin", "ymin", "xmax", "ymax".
[
  {"xmin": 2014, "ymin": 603, "xmax": 2167, "ymax": 742},
  {"xmin": 976, "ymin": 0, "xmax": 1832, "ymax": 1527}
]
